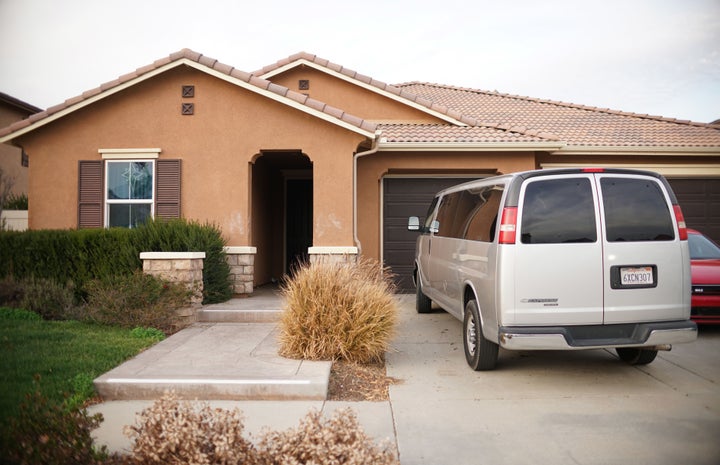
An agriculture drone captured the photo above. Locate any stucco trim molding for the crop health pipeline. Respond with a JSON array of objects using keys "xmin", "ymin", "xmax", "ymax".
[
  {"xmin": 224, "ymin": 246, "xmax": 257, "ymax": 254},
  {"xmin": 140, "ymin": 252, "xmax": 206, "ymax": 260},
  {"xmin": 307, "ymin": 246, "xmax": 359, "ymax": 255},
  {"xmin": 100, "ymin": 148, "xmax": 161, "ymax": 159},
  {"xmin": 553, "ymin": 146, "xmax": 720, "ymax": 156}
]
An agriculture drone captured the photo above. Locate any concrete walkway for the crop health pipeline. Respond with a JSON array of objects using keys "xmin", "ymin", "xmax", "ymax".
[{"xmin": 90, "ymin": 293, "xmax": 720, "ymax": 464}]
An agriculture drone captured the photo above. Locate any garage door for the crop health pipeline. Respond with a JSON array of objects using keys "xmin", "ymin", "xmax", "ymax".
[
  {"xmin": 667, "ymin": 178, "xmax": 720, "ymax": 243},
  {"xmin": 383, "ymin": 177, "xmax": 477, "ymax": 292}
]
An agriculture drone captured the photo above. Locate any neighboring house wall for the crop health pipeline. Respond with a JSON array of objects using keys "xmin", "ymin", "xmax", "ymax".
[{"xmin": 0, "ymin": 94, "xmax": 40, "ymax": 197}]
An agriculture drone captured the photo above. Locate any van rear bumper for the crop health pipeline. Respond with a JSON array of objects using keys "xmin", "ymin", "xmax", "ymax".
[{"xmin": 498, "ymin": 320, "xmax": 697, "ymax": 351}]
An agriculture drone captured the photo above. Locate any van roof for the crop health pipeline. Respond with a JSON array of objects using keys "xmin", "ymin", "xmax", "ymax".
[{"xmin": 433, "ymin": 168, "xmax": 677, "ymax": 206}]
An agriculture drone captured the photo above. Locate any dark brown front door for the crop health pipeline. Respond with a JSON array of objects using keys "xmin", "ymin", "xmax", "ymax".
[{"xmin": 286, "ymin": 179, "xmax": 313, "ymax": 273}]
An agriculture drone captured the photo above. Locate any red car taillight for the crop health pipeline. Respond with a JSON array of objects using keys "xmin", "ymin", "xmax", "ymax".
[
  {"xmin": 499, "ymin": 207, "xmax": 518, "ymax": 244},
  {"xmin": 673, "ymin": 205, "xmax": 688, "ymax": 240}
]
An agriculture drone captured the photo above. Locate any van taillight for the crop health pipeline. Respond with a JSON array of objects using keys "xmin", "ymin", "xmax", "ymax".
[
  {"xmin": 582, "ymin": 167, "xmax": 605, "ymax": 173},
  {"xmin": 499, "ymin": 207, "xmax": 518, "ymax": 244},
  {"xmin": 673, "ymin": 205, "xmax": 688, "ymax": 240}
]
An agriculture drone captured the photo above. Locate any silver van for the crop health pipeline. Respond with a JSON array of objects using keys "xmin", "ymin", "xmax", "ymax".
[{"xmin": 408, "ymin": 168, "xmax": 697, "ymax": 370}]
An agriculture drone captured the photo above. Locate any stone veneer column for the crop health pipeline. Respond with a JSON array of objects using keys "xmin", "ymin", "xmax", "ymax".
[
  {"xmin": 140, "ymin": 252, "xmax": 205, "ymax": 324},
  {"xmin": 224, "ymin": 246, "xmax": 256, "ymax": 295},
  {"xmin": 307, "ymin": 246, "xmax": 359, "ymax": 265}
]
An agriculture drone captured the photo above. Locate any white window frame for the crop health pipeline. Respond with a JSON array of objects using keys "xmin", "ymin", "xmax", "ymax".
[{"xmin": 104, "ymin": 159, "xmax": 156, "ymax": 228}]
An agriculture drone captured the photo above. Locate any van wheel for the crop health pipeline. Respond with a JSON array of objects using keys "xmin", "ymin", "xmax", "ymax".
[
  {"xmin": 463, "ymin": 300, "xmax": 498, "ymax": 371},
  {"xmin": 416, "ymin": 279, "xmax": 432, "ymax": 314},
  {"xmin": 616, "ymin": 347, "xmax": 658, "ymax": 365}
]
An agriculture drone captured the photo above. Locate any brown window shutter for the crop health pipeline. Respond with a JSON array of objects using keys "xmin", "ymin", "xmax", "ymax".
[
  {"xmin": 78, "ymin": 160, "xmax": 103, "ymax": 228},
  {"xmin": 156, "ymin": 159, "xmax": 181, "ymax": 219}
]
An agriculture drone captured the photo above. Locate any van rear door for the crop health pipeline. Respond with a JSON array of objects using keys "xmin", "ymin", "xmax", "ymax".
[
  {"xmin": 511, "ymin": 174, "xmax": 604, "ymax": 326},
  {"xmin": 597, "ymin": 174, "xmax": 690, "ymax": 323}
]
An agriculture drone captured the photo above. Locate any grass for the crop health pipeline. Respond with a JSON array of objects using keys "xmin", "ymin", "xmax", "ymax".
[{"xmin": 0, "ymin": 307, "xmax": 160, "ymax": 428}]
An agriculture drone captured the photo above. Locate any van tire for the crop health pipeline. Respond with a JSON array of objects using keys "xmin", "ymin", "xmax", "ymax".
[
  {"xmin": 463, "ymin": 300, "xmax": 498, "ymax": 371},
  {"xmin": 615, "ymin": 347, "xmax": 658, "ymax": 365},
  {"xmin": 416, "ymin": 279, "xmax": 432, "ymax": 314}
]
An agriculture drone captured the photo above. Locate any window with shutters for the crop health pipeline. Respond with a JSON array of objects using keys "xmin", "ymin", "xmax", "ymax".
[
  {"xmin": 78, "ymin": 156, "xmax": 181, "ymax": 229},
  {"xmin": 106, "ymin": 160, "xmax": 154, "ymax": 228}
]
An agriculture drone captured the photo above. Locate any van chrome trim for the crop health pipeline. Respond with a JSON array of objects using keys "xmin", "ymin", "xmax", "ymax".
[{"xmin": 498, "ymin": 321, "xmax": 697, "ymax": 350}]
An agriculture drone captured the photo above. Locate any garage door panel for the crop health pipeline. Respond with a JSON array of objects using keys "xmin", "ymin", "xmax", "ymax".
[{"xmin": 668, "ymin": 178, "xmax": 720, "ymax": 244}]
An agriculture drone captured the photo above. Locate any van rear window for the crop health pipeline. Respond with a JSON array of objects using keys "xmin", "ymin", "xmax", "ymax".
[
  {"xmin": 601, "ymin": 178, "xmax": 674, "ymax": 242},
  {"xmin": 520, "ymin": 178, "xmax": 597, "ymax": 244}
]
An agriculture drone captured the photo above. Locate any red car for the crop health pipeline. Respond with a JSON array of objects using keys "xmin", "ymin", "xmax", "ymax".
[{"xmin": 688, "ymin": 229, "xmax": 720, "ymax": 324}]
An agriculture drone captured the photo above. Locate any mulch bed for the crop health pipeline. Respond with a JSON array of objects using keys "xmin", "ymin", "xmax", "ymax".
[{"xmin": 327, "ymin": 358, "xmax": 401, "ymax": 401}]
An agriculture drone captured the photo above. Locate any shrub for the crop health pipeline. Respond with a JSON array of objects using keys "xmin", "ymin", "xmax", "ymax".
[
  {"xmin": 3, "ymin": 192, "xmax": 28, "ymax": 210},
  {"xmin": 123, "ymin": 392, "xmax": 257, "ymax": 465},
  {"xmin": 2, "ymin": 384, "xmax": 108, "ymax": 465},
  {"xmin": 18, "ymin": 276, "xmax": 77, "ymax": 320},
  {"xmin": 256, "ymin": 408, "xmax": 398, "ymax": 465},
  {"xmin": 0, "ymin": 218, "xmax": 234, "ymax": 306},
  {"xmin": 81, "ymin": 272, "xmax": 191, "ymax": 334},
  {"xmin": 279, "ymin": 258, "xmax": 398, "ymax": 363},
  {"xmin": 0, "ymin": 276, "xmax": 23, "ymax": 307}
]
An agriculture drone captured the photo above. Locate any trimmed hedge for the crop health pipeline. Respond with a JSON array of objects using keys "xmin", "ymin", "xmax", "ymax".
[{"xmin": 0, "ymin": 218, "xmax": 232, "ymax": 304}]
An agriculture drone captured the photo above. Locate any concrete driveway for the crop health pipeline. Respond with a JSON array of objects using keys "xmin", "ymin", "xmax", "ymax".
[{"xmin": 388, "ymin": 295, "xmax": 720, "ymax": 465}]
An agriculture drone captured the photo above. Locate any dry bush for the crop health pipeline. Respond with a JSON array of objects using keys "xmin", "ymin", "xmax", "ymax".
[
  {"xmin": 256, "ymin": 408, "xmax": 398, "ymax": 465},
  {"xmin": 279, "ymin": 258, "xmax": 398, "ymax": 363},
  {"xmin": 123, "ymin": 392, "xmax": 257, "ymax": 465}
]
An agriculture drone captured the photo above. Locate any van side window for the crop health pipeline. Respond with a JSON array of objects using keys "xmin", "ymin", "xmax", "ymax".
[
  {"xmin": 435, "ymin": 192, "xmax": 462, "ymax": 237},
  {"xmin": 601, "ymin": 178, "xmax": 674, "ymax": 242},
  {"xmin": 520, "ymin": 178, "xmax": 597, "ymax": 244},
  {"xmin": 424, "ymin": 197, "xmax": 440, "ymax": 231},
  {"xmin": 462, "ymin": 185, "xmax": 504, "ymax": 242}
]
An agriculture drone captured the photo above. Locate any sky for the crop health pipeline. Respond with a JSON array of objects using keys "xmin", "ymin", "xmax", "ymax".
[{"xmin": 0, "ymin": 0, "xmax": 719, "ymax": 123}]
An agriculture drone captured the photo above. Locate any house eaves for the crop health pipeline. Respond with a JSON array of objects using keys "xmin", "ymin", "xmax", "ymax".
[
  {"xmin": 377, "ymin": 141, "xmax": 566, "ymax": 152},
  {"xmin": 256, "ymin": 54, "xmax": 475, "ymax": 128},
  {"xmin": 0, "ymin": 50, "xmax": 377, "ymax": 145}
]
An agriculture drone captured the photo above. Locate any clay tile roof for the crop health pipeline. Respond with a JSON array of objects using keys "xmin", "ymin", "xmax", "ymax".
[
  {"xmin": 395, "ymin": 82, "xmax": 720, "ymax": 148},
  {"xmin": 377, "ymin": 123, "xmax": 553, "ymax": 144},
  {"xmin": 0, "ymin": 49, "xmax": 377, "ymax": 141}
]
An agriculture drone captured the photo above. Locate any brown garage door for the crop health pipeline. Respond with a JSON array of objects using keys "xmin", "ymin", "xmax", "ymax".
[
  {"xmin": 383, "ymin": 177, "xmax": 477, "ymax": 292},
  {"xmin": 667, "ymin": 178, "xmax": 720, "ymax": 244}
]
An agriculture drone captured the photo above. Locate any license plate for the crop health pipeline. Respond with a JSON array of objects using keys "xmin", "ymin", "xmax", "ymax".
[{"xmin": 620, "ymin": 266, "xmax": 654, "ymax": 286}]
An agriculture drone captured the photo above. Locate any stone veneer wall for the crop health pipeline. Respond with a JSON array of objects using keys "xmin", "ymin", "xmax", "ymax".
[
  {"xmin": 224, "ymin": 246, "xmax": 256, "ymax": 295},
  {"xmin": 140, "ymin": 252, "xmax": 205, "ymax": 325}
]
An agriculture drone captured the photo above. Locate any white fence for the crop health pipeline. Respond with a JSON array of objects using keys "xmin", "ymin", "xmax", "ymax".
[{"xmin": 1, "ymin": 210, "xmax": 28, "ymax": 231}]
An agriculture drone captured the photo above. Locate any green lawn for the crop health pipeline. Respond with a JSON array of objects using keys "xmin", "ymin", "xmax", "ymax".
[{"xmin": 0, "ymin": 307, "xmax": 160, "ymax": 428}]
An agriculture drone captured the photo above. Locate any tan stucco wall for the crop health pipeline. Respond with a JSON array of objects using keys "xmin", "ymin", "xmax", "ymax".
[
  {"xmin": 267, "ymin": 67, "xmax": 443, "ymax": 123},
  {"xmin": 14, "ymin": 65, "xmax": 366, "ymax": 248},
  {"xmin": 355, "ymin": 150, "xmax": 537, "ymax": 263}
]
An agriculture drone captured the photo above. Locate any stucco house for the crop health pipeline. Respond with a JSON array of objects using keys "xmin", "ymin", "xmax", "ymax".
[{"xmin": 1, "ymin": 49, "xmax": 719, "ymax": 292}]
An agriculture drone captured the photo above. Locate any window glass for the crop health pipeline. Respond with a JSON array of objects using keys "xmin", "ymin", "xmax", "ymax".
[
  {"xmin": 424, "ymin": 197, "xmax": 440, "ymax": 231},
  {"xmin": 601, "ymin": 178, "xmax": 674, "ymax": 242},
  {"xmin": 462, "ymin": 185, "xmax": 504, "ymax": 242},
  {"xmin": 106, "ymin": 161, "xmax": 154, "ymax": 228},
  {"xmin": 520, "ymin": 178, "xmax": 597, "ymax": 244}
]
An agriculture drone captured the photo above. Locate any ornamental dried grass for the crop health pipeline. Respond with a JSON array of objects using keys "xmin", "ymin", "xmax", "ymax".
[
  {"xmin": 279, "ymin": 258, "xmax": 398, "ymax": 363},
  {"xmin": 123, "ymin": 392, "xmax": 257, "ymax": 465},
  {"xmin": 256, "ymin": 407, "xmax": 398, "ymax": 465}
]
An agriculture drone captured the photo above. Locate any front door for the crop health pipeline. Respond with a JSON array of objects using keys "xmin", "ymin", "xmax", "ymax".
[{"xmin": 286, "ymin": 179, "xmax": 313, "ymax": 273}]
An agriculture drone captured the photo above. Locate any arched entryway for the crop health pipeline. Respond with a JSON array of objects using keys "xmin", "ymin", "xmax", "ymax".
[{"xmin": 251, "ymin": 150, "xmax": 313, "ymax": 285}]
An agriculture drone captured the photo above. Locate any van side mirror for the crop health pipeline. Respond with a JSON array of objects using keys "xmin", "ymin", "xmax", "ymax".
[
  {"xmin": 430, "ymin": 220, "xmax": 440, "ymax": 234},
  {"xmin": 407, "ymin": 216, "xmax": 420, "ymax": 231}
]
